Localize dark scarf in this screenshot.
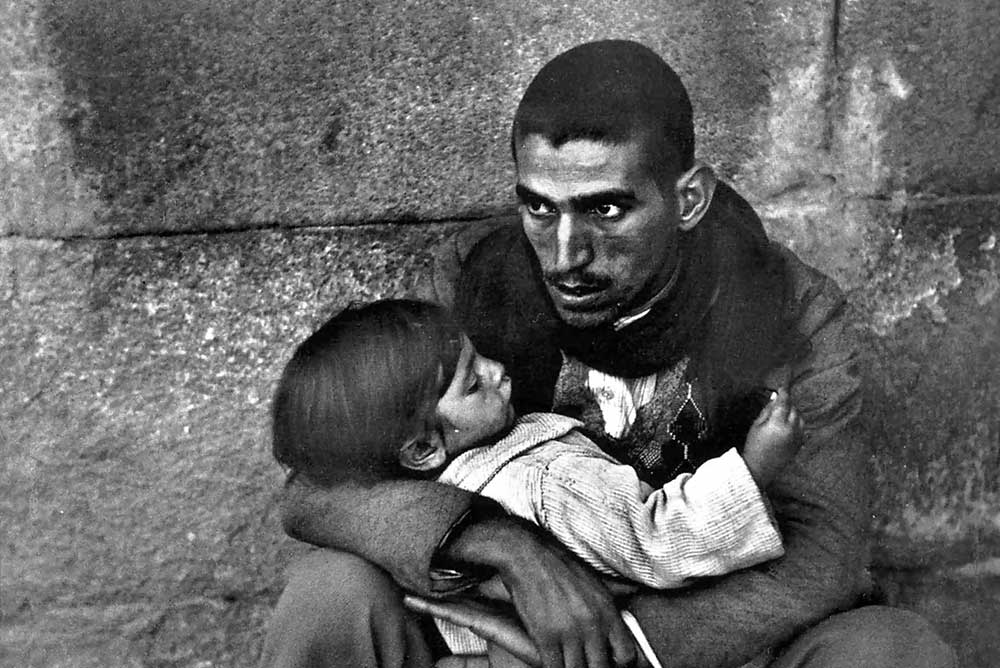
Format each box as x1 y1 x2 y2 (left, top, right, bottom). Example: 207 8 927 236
555 212 714 378
455 182 799 431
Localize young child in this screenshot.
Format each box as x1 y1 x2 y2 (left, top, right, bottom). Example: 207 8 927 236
272 298 803 661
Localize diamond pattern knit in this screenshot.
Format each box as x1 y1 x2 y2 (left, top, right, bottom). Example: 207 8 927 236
552 356 710 487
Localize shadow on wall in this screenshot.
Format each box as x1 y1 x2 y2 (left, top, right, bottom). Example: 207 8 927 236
36 0 778 236
42 0 213 211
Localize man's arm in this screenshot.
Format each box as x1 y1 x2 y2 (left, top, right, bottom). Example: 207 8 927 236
626 270 873 668
280 460 641 668
411 217 515 307
280 475 481 594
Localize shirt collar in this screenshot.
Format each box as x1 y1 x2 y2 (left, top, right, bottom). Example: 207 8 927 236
612 262 682 331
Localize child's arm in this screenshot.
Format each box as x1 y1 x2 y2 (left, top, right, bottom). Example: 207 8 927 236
527 433 785 589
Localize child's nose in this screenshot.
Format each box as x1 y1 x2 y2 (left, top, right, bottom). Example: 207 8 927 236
476 356 506 385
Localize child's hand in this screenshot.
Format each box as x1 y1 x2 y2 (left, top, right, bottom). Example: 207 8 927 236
742 388 804 489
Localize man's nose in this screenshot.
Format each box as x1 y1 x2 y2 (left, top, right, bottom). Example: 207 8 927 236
553 215 594 273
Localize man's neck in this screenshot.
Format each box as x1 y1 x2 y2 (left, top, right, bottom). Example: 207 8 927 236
612 258 682 331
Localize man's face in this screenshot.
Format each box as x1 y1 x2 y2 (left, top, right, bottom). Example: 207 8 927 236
515 134 681 329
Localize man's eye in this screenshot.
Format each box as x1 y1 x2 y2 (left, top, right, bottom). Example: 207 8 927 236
526 200 555 217
593 203 625 219
466 380 479 394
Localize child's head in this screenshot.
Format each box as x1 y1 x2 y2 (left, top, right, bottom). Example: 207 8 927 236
272 298 515 485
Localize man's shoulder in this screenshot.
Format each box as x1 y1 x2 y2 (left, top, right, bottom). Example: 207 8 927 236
771 242 864 414
455 215 522 262
773 242 850 339
412 215 520 306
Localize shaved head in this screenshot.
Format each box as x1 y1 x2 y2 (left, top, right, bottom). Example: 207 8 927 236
512 40 694 180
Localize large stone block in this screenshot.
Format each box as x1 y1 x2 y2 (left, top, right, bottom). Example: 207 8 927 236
2 0 841 237
0 1 101 237
860 198 1000 567
839 1 1000 195
866 295 1000 567
0 224 456 631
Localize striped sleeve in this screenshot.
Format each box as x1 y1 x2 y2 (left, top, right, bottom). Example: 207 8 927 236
537 446 784 588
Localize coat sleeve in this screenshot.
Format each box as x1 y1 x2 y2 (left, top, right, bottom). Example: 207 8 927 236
537 445 783 589
280 475 513 595
626 270 874 668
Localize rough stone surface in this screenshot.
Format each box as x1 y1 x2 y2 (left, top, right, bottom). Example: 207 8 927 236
1 596 274 667
3 0 839 236
840 1 1000 195
0 1 101 237
0 225 456 665
865 291 1000 566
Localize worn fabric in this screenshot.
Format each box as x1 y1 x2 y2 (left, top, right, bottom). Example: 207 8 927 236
259 550 438 668
552 354 715 486
619 247 875 667
259 551 956 668
435 412 782 655
767 606 957 668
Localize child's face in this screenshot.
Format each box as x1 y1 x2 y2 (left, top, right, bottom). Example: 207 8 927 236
436 335 516 456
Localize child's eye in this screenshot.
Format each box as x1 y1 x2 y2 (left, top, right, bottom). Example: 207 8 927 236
466 380 479 394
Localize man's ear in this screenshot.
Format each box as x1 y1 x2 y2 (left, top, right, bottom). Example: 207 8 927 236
674 161 717 232
398 432 448 472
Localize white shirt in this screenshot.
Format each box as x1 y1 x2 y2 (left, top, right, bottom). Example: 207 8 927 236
586 367 658 438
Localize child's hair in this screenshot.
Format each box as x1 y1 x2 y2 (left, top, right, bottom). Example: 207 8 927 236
272 298 464 485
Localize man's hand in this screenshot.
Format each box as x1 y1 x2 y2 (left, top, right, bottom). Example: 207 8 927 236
438 516 637 668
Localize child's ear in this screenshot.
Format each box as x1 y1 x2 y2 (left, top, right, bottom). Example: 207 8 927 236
399 432 448 472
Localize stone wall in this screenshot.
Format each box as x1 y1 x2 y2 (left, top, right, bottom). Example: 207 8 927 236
2 1 998 665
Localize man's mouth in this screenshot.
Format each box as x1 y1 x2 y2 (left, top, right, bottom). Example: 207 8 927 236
549 280 608 306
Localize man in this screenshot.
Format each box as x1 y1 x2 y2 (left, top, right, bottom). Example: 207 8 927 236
260 41 955 668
